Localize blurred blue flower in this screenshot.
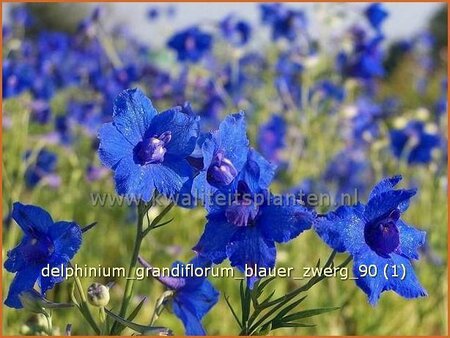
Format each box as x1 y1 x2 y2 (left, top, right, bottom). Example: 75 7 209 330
147 7 160 20
4 202 82 308
220 15 251 46
167 27 212 62
364 3 388 32
24 149 60 189
98 88 199 202
194 154 312 287
314 175 427 305
139 256 219 335
257 114 286 166
390 120 441 164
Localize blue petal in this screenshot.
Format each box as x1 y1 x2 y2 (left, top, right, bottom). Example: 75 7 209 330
368 175 410 212
177 279 219 319
4 265 42 309
98 122 134 169
50 221 82 260
193 213 238 264
38 256 67 294
191 171 216 207
112 88 157 145
153 159 194 200
353 250 427 305
387 254 427 299
113 156 155 202
4 236 30 273
365 189 416 222
214 112 249 171
369 175 402 199
353 249 389 305
258 195 314 243
146 107 199 158
226 227 276 274
397 220 426 260
172 301 206 335
313 204 366 255
12 202 53 236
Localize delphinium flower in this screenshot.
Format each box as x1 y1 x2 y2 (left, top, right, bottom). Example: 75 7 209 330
191 112 249 204
348 96 383 143
98 88 200 202
364 3 388 33
314 176 427 305
433 79 448 118
138 256 219 335
167 26 213 63
260 3 308 42
24 149 60 189
390 120 441 165
4 202 82 308
338 33 386 81
194 149 313 287
220 15 251 46
257 114 287 167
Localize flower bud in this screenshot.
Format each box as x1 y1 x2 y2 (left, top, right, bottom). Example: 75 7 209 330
87 283 110 307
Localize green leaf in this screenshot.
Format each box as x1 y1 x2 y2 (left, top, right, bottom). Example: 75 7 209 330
272 322 316 329
274 295 308 321
224 295 242 329
282 307 339 323
105 309 171 335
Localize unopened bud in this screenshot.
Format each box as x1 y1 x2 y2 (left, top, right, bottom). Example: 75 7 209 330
87 283 110 307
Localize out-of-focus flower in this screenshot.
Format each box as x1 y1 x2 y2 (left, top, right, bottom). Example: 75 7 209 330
364 3 388 32
220 15 251 46
167 27 212 62
24 149 60 189
98 88 199 203
314 176 427 305
257 114 286 166
390 120 441 164
4 202 82 308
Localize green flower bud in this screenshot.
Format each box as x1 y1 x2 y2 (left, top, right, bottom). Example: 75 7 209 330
87 283 110 307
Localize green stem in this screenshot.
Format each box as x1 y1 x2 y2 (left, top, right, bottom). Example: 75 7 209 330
44 313 53 335
110 201 147 334
72 275 100 334
99 307 107 335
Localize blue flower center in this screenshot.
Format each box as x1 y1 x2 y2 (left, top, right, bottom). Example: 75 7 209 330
135 131 172 165
225 181 259 227
364 209 400 257
22 236 55 264
207 151 238 186
226 199 259 227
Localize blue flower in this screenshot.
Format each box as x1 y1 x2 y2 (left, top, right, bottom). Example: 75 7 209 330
167 27 212 62
257 114 286 166
364 3 388 32
272 8 308 42
390 120 441 164
98 88 199 202
4 202 82 309
194 155 313 287
220 15 251 46
314 176 427 305
138 256 219 335
191 112 249 204
24 149 60 189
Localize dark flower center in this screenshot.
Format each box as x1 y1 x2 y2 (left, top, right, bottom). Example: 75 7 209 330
135 131 172 165
364 209 400 257
225 181 259 227
207 151 238 186
22 236 55 264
